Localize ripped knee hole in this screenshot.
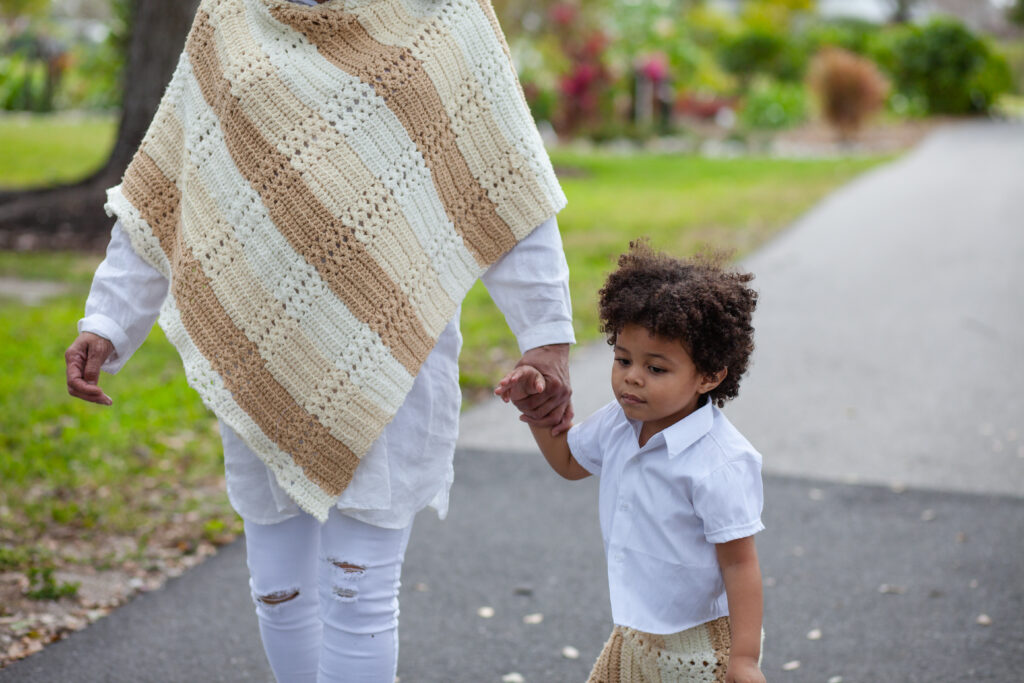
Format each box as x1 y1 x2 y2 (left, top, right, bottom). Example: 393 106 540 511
257 589 300 605
330 560 366 575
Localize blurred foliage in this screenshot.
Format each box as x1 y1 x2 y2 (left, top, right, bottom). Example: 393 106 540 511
883 20 1013 115
738 76 808 130
0 0 129 112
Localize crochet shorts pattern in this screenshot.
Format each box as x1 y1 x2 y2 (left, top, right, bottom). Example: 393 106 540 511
587 616 738 683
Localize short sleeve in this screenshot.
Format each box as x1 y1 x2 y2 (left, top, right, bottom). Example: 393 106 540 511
692 455 765 544
566 401 618 476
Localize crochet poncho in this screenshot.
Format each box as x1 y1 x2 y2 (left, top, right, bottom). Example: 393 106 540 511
105 0 566 521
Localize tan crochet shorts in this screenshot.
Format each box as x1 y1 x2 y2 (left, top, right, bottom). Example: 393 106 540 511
586 617 737 683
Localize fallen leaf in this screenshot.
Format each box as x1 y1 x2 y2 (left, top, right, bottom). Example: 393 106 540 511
562 646 580 659
523 613 544 625
477 606 495 618
878 584 906 595
828 677 843 683
976 614 992 626
502 673 525 683
514 586 534 597
782 660 800 671
806 628 822 640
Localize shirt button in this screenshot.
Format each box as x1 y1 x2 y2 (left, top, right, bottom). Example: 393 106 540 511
619 501 630 512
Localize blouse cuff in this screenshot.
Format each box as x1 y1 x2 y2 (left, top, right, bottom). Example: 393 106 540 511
78 313 130 374
514 320 576 354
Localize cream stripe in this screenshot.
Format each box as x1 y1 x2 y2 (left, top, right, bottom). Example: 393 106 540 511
159 294 339 522
249 0 482 298
138 97 186 189
210 2 454 338
348 0 553 236
178 164 393 455
398 0 566 221
174 58 412 412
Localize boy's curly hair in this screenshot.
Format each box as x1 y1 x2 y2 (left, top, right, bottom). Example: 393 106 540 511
598 240 758 407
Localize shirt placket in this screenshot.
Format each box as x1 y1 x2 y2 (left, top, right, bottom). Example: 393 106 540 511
608 447 641 569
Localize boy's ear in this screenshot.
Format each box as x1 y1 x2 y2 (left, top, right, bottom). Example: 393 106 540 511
699 368 727 394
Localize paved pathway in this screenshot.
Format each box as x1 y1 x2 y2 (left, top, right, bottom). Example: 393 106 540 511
3 121 1022 682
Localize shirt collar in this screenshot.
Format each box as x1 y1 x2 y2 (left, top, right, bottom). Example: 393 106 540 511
627 397 715 458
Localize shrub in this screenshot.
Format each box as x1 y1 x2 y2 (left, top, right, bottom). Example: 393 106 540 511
718 29 807 84
808 47 888 140
886 19 1013 115
739 77 809 130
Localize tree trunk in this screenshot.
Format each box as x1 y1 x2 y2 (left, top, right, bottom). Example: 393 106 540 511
891 0 916 24
0 0 199 250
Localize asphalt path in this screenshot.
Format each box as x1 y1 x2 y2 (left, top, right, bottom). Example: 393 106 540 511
3 121 1022 682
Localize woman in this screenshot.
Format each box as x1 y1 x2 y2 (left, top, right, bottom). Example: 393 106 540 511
65 0 573 679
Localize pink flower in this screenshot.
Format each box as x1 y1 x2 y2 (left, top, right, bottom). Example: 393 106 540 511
638 53 670 83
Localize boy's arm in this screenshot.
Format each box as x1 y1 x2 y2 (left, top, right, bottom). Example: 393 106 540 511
715 536 766 683
497 366 591 481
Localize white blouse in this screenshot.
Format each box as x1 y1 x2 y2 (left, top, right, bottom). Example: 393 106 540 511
80 215 573 528
567 399 764 634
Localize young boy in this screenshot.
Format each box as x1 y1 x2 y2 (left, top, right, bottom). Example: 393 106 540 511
497 241 765 683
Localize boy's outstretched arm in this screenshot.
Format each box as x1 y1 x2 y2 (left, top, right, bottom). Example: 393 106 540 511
716 536 766 683
496 366 590 481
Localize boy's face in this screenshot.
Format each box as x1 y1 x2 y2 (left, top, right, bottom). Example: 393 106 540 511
611 324 724 439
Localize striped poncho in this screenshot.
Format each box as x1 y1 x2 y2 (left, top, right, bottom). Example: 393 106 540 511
105 0 566 521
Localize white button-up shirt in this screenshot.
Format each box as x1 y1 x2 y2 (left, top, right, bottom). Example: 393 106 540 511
568 398 764 634
80 215 573 528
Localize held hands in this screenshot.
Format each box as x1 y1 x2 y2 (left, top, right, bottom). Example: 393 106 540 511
725 656 765 683
494 343 573 436
65 332 115 406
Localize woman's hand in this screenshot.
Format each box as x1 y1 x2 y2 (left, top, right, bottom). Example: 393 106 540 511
504 343 573 436
65 332 115 406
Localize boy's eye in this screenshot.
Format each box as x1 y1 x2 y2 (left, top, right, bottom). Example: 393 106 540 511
614 357 630 366
648 365 666 374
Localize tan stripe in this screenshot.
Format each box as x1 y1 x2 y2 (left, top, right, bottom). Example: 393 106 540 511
187 10 431 374
268 5 517 265
207 3 453 338
120 151 356 495
178 162 393 454
708 616 731 683
348 0 553 235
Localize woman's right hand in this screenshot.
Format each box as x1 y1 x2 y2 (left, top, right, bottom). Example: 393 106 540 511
65 332 115 406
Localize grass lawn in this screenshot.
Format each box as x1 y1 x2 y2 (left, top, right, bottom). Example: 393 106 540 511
0 115 889 588
0 113 117 189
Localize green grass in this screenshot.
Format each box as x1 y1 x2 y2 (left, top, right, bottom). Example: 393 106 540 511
0 113 117 189
0 140 889 578
459 150 889 394
0 285 241 578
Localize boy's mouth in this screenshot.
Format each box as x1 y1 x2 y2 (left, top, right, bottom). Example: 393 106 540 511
619 392 645 405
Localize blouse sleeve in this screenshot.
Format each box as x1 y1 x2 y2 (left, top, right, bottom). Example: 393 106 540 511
692 455 765 544
480 215 575 353
77 220 169 374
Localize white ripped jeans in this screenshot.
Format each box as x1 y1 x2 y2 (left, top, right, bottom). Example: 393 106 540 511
243 510 413 683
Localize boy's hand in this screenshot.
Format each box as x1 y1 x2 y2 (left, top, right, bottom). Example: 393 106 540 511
65 332 115 406
495 365 545 403
725 655 765 683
